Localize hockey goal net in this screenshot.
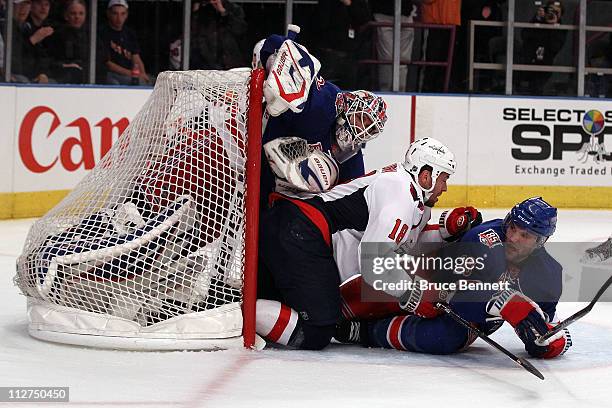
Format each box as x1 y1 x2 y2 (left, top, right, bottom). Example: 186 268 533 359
14 69 264 350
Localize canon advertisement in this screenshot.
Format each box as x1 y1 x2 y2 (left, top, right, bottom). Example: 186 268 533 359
10 87 150 192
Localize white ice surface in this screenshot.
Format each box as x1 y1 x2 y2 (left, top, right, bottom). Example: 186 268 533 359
2 210 612 408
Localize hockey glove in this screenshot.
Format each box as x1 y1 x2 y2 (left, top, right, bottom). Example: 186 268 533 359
439 207 482 242
526 322 572 359
399 276 447 318
486 289 571 358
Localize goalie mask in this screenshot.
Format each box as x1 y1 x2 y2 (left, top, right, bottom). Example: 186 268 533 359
333 91 388 163
403 137 456 200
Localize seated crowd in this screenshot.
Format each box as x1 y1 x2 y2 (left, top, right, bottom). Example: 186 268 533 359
6 0 149 85
0 0 608 96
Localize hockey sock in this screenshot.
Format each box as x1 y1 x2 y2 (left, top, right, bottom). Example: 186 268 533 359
256 299 299 346
255 299 335 350
368 314 470 354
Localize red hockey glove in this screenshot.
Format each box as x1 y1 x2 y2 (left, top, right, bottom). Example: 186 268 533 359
399 276 450 318
486 289 572 358
439 206 482 241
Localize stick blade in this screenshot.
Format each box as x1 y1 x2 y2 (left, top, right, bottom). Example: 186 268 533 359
517 357 545 380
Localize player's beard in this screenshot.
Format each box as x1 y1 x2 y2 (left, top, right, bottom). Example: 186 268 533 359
505 242 534 264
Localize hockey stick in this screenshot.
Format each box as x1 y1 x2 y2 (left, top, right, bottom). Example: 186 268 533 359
435 303 545 380
536 274 612 344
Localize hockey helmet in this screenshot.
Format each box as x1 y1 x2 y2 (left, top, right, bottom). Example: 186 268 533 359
504 197 557 246
333 90 388 163
402 137 456 199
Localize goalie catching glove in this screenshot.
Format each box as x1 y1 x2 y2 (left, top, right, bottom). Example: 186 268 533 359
439 206 482 242
486 289 572 358
264 137 339 193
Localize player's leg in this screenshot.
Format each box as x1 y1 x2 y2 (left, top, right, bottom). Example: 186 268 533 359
337 314 472 355
257 201 341 350
368 314 471 354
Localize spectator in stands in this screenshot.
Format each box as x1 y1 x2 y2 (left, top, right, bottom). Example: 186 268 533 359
10 0 39 83
26 0 53 34
49 0 87 83
420 0 461 93
312 0 371 90
20 0 55 81
99 0 150 85
190 0 248 70
371 0 419 92
517 0 566 95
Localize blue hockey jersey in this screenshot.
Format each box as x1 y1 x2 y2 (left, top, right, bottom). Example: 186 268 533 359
366 218 564 354
446 219 563 326
260 77 365 207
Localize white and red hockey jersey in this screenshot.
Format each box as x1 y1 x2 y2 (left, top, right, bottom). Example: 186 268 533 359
279 163 443 284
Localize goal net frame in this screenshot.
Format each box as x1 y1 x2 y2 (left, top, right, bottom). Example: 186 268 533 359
14 69 265 351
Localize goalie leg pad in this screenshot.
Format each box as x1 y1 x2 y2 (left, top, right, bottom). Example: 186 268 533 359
30 196 197 300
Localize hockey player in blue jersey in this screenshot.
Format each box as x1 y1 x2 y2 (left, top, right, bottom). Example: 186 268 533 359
252 28 388 202
337 197 572 359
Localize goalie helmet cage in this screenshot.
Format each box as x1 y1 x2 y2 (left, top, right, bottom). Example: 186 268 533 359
14 68 265 350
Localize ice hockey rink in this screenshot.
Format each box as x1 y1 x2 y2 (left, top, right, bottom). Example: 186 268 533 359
1 209 612 408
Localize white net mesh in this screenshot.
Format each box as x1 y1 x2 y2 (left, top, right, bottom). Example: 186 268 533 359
15 70 256 330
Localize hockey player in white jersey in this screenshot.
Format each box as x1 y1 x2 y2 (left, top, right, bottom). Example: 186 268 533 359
255 137 482 349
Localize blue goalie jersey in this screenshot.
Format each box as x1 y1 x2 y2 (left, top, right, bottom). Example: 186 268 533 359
257 35 366 207
260 77 365 207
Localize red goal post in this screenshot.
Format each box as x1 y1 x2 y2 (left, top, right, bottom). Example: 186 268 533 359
243 68 265 349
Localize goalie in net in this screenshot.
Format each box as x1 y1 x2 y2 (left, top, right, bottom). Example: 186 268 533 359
15 70 262 348
253 30 388 200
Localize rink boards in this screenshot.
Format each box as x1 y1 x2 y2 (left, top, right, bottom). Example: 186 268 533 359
0 84 611 218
